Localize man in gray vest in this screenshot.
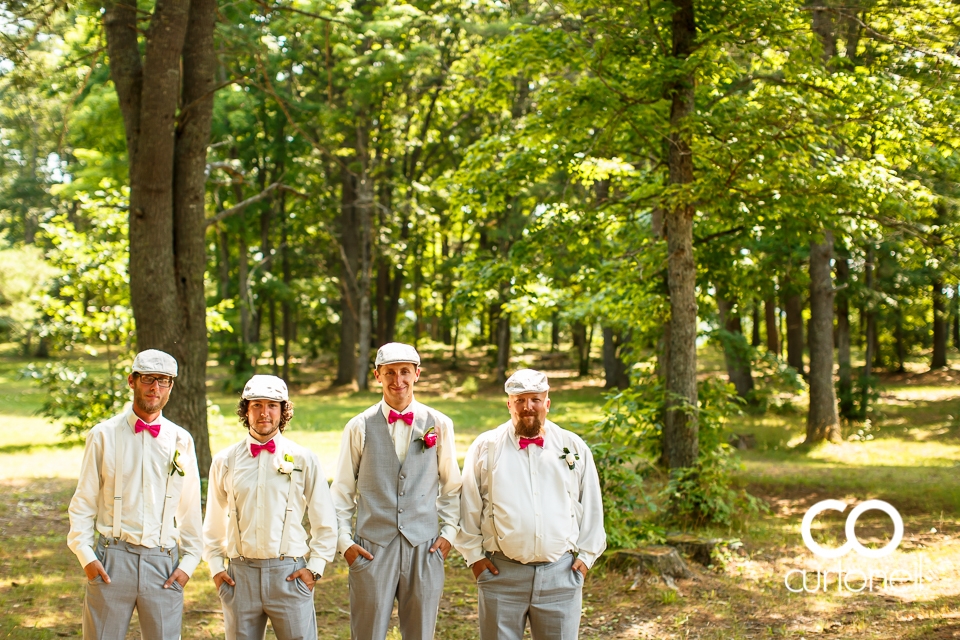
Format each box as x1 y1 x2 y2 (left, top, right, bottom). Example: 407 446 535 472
456 369 606 640
203 374 338 640
68 349 203 640
332 342 462 640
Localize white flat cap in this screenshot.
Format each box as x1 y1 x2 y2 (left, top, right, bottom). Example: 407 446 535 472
504 369 550 395
375 342 421 367
242 375 289 402
132 349 178 377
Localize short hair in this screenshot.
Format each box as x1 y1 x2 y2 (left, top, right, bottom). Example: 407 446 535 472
237 398 295 432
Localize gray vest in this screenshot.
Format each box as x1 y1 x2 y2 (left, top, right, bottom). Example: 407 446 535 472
356 403 439 547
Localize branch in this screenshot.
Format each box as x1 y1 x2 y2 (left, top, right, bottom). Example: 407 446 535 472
205 181 282 227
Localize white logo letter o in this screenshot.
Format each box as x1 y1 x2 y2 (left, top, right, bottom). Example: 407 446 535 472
801 499 903 558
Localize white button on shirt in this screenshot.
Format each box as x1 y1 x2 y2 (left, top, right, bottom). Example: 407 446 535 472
455 420 607 568
331 398 462 555
203 433 338 577
67 409 204 576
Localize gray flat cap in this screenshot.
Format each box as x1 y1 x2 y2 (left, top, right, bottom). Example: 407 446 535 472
375 342 421 367
242 375 289 402
132 349 178 377
504 369 550 395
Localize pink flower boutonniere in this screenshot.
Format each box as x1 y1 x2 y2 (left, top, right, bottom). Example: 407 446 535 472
417 427 438 451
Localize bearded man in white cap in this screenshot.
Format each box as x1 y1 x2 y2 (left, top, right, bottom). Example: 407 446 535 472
67 349 203 640
455 368 606 640
202 374 337 640
331 342 462 640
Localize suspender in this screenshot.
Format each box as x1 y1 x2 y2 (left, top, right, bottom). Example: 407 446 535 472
278 467 300 557
112 422 123 539
484 426 584 539
226 444 245 558
157 451 177 547
226 441 302 559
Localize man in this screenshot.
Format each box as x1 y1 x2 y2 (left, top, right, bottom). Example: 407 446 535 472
331 342 462 640
68 349 203 640
203 374 337 640
456 369 606 640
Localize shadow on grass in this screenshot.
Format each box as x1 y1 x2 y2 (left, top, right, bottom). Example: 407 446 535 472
0 439 83 455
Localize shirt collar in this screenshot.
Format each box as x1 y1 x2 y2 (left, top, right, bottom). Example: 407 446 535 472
126 408 163 430
246 431 281 449
507 419 556 450
380 397 418 422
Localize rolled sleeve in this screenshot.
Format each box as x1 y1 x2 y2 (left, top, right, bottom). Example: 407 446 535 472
67 428 104 569
434 413 462 542
454 437 487 566
331 416 364 555
202 455 230 577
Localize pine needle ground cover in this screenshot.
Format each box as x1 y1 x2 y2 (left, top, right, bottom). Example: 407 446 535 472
0 355 957 639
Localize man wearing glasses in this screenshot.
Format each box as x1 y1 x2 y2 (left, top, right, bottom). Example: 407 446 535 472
68 349 203 640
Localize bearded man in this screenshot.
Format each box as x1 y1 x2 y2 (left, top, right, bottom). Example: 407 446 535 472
68 350 203 640
455 368 606 640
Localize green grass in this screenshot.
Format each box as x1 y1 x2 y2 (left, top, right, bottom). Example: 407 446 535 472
3 349 960 639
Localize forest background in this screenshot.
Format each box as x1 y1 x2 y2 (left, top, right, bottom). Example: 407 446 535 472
2 0 960 637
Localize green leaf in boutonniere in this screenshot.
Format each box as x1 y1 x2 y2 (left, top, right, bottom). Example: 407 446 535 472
278 453 302 475
170 449 185 477
559 447 579 470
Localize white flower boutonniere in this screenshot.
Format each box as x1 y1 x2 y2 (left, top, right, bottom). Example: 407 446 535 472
559 447 579 470
277 453 302 475
170 449 185 477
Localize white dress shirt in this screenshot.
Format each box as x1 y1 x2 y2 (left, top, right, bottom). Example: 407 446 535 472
455 419 607 568
331 397 462 555
67 408 204 576
203 433 338 577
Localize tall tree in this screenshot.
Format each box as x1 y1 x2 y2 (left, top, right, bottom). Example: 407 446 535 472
806 232 840 443
103 0 216 474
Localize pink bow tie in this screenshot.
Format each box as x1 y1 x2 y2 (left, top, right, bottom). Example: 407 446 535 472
250 440 276 457
519 436 544 449
135 419 161 438
388 410 414 426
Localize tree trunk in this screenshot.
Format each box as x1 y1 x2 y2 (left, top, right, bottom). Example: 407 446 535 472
551 312 560 352
662 0 699 470
281 194 293 382
860 246 876 415
806 232 840 444
355 172 374 391
751 303 761 347
952 286 960 350
602 327 630 390
764 296 780 355
835 255 854 418
572 321 590 376
716 291 755 400
784 290 805 376
104 0 215 475
494 287 511 385
895 306 906 373
932 279 948 369
334 165 359 385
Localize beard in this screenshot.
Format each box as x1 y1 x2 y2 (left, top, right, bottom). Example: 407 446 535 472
134 392 166 415
514 413 543 438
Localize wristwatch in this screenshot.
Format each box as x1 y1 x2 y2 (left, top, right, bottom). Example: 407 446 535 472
310 571 321 581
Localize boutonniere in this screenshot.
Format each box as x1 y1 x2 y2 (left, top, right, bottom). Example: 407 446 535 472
170 449 185 477
277 453 303 475
559 447 579 470
416 426 438 450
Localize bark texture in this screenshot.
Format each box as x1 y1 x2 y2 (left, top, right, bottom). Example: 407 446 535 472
835 255 854 418
662 0 699 470
602 327 631 390
806 233 840 443
335 165 359 385
104 0 215 475
784 290 805 376
716 292 755 400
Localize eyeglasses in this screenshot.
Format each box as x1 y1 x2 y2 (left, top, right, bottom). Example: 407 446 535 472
138 374 174 388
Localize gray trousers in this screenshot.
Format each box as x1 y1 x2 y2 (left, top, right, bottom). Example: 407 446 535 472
219 557 317 640
82 537 184 640
477 552 583 640
348 534 446 640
